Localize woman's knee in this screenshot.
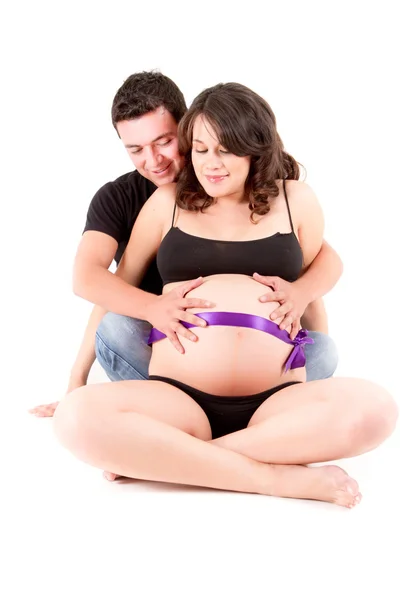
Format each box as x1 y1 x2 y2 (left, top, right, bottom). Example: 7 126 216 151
53 388 99 458
351 383 398 449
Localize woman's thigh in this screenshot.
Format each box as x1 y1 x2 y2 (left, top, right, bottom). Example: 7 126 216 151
54 380 213 444
247 377 396 427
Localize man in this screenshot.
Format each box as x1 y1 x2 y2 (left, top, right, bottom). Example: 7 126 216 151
30 71 340 417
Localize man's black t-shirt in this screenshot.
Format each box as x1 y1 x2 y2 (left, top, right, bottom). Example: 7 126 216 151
83 170 163 295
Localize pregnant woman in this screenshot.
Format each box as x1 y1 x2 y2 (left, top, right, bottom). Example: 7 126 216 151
54 82 397 507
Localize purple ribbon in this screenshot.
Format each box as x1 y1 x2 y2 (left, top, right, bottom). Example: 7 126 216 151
147 311 314 372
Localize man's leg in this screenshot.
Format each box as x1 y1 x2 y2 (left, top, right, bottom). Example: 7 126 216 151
304 331 339 381
95 312 151 381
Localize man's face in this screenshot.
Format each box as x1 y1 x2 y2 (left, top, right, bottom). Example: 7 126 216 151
116 107 184 187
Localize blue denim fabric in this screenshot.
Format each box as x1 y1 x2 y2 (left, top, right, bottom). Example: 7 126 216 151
95 313 152 381
304 330 338 381
96 313 338 383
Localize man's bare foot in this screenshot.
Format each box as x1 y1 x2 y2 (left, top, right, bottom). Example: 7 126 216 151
269 464 362 508
103 471 121 481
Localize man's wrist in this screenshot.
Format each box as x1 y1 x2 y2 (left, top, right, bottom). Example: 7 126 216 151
293 277 316 305
136 292 157 322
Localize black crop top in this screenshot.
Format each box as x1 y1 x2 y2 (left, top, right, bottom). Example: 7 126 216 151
156 180 304 285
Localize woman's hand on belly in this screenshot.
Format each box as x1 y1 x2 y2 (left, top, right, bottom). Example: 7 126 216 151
144 276 215 353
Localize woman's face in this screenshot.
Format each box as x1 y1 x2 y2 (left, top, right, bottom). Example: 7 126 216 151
191 116 251 201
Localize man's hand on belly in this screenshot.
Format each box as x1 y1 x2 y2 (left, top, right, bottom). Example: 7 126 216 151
253 273 309 340
144 277 215 354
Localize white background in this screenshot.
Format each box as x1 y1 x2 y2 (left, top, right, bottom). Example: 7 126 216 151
2 1 399 599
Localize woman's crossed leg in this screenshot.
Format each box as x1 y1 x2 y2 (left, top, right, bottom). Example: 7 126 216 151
53 378 397 508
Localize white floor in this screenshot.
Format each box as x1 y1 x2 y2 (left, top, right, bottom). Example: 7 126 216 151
4 357 399 600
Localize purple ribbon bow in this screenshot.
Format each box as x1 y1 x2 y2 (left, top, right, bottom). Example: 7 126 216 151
283 328 314 372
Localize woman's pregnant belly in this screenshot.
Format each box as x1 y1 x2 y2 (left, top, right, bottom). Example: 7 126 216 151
149 274 306 395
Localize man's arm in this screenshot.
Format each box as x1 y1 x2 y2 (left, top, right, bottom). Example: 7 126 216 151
73 187 169 317
256 181 342 335
74 184 214 357
292 182 337 333
68 230 118 388
68 210 157 389
301 298 328 332
296 240 342 333
67 303 108 391
296 240 343 305
68 187 163 386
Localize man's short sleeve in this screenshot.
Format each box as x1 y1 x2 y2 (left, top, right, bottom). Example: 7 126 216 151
83 182 127 243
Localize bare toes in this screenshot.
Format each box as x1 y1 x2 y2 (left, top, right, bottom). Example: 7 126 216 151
103 471 120 482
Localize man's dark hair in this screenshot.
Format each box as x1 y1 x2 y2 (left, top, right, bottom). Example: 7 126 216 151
111 71 187 131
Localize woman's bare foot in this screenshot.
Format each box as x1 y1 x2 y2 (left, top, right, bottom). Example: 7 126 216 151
269 464 362 508
102 465 361 507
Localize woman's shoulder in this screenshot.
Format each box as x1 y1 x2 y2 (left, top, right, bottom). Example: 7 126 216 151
281 179 320 213
139 182 177 222
146 182 177 208
281 179 316 200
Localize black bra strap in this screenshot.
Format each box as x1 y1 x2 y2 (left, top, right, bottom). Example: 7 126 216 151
171 202 177 228
282 179 295 233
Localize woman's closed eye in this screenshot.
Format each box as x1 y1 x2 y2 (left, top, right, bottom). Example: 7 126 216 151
193 149 231 154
